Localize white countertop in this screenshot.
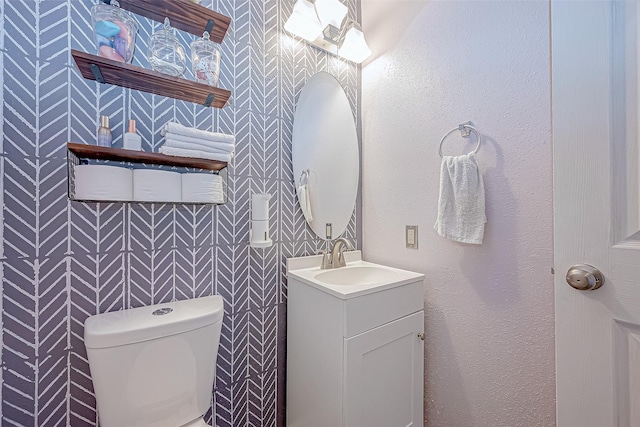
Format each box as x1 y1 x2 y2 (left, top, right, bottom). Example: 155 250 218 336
286 250 424 299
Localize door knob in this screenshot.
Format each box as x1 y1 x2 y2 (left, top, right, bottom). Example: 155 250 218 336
565 264 604 291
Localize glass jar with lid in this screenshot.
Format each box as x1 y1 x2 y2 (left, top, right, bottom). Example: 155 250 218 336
147 18 187 77
91 0 138 63
190 31 222 86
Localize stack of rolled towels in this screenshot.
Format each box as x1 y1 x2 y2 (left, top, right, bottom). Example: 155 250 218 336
73 165 225 204
160 121 235 163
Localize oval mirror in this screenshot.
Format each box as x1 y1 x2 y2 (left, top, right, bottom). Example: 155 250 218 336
292 72 359 240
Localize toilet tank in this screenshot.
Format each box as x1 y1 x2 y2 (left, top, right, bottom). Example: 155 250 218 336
84 296 224 427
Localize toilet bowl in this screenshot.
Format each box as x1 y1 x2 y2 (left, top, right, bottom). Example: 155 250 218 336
84 296 224 427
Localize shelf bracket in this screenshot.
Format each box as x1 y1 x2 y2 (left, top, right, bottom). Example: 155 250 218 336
204 93 215 107
90 64 105 84
205 19 215 34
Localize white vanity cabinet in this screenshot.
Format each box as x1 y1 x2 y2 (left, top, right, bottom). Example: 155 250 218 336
286 253 425 427
344 310 423 427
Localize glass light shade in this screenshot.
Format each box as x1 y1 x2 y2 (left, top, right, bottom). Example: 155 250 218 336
339 24 371 63
284 0 323 42
315 0 348 28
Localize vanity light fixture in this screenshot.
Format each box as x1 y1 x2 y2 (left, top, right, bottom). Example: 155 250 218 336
338 21 371 64
284 0 371 63
283 0 324 42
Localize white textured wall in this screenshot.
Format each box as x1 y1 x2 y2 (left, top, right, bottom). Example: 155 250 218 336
361 1 555 426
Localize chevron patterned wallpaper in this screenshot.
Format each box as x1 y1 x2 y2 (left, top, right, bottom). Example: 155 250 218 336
0 0 361 425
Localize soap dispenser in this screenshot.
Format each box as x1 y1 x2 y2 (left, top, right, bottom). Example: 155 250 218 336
250 193 273 248
123 119 142 150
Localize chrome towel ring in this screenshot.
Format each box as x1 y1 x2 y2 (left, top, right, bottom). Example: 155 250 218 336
438 122 482 158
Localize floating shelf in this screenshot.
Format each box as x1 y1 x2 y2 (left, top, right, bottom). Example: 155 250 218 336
111 0 231 43
71 50 231 109
67 142 228 171
67 142 228 204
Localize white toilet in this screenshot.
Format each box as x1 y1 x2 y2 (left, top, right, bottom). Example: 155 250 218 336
84 295 224 427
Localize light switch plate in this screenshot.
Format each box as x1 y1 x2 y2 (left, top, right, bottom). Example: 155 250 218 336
406 225 418 249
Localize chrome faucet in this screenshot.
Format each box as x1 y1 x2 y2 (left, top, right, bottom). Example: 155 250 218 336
320 238 354 269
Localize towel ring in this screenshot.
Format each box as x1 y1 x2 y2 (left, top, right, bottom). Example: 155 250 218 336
438 124 482 158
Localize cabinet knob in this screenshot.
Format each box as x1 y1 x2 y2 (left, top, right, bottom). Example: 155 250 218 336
417 332 425 341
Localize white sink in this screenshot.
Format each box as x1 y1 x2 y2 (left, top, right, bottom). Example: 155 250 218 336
314 265 399 286
287 250 424 299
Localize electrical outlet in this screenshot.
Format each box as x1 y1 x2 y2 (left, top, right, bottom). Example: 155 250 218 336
406 225 418 249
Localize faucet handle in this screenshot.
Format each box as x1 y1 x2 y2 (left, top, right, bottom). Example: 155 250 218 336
319 251 332 269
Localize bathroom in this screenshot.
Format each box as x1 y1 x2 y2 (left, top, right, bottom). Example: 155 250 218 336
0 0 632 426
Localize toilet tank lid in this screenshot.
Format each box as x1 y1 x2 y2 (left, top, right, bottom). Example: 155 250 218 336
84 295 224 349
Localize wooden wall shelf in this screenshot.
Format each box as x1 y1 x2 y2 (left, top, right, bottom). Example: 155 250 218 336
71 50 231 109
67 142 228 171
111 0 230 43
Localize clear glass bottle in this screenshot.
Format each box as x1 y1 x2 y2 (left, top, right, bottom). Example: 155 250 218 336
190 31 221 86
147 18 187 77
97 115 112 147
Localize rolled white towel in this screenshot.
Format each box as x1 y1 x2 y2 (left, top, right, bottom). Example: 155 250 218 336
133 169 182 203
160 145 233 163
162 122 235 145
165 136 234 157
182 173 225 203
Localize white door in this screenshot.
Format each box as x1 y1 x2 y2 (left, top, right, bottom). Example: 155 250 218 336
553 1 640 425
343 311 424 427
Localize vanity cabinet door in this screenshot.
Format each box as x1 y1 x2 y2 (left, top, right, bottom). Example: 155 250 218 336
343 311 424 427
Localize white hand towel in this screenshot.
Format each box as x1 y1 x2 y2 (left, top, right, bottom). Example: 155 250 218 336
133 169 182 203
181 173 225 203
74 165 133 201
296 183 313 221
162 122 235 145
160 145 233 163
434 153 486 244
164 134 235 154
